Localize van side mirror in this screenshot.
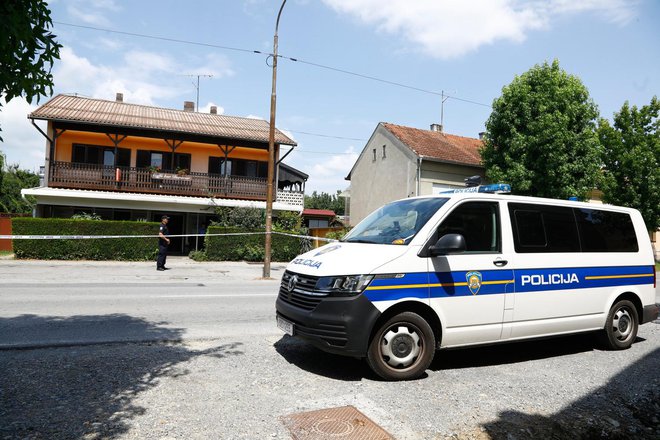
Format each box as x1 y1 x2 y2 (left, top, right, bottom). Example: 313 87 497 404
429 233 466 256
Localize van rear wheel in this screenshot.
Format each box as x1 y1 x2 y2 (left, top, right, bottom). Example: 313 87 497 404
366 311 435 381
601 299 639 350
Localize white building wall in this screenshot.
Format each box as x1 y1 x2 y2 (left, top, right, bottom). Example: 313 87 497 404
419 161 484 195
348 129 416 225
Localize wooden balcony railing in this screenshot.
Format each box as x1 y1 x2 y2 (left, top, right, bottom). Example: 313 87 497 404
47 161 276 201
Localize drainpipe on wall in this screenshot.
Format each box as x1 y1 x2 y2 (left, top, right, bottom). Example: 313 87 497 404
416 156 422 196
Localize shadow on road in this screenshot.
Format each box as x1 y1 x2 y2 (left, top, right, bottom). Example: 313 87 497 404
481 346 660 439
274 332 625 382
431 332 609 371
274 335 369 381
0 314 243 439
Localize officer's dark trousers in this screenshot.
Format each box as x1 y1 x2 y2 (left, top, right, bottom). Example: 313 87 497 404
157 244 168 268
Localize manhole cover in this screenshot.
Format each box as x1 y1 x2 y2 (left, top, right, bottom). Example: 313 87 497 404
281 405 394 440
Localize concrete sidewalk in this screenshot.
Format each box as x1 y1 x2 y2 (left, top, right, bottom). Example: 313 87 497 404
0 256 288 285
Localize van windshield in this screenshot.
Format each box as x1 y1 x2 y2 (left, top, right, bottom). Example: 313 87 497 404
343 197 449 245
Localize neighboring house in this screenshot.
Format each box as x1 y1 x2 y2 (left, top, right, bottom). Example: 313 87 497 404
22 93 307 254
301 209 336 229
345 122 484 225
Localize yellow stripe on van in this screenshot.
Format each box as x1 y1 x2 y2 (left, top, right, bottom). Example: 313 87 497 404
365 279 514 291
366 283 434 291
584 273 654 280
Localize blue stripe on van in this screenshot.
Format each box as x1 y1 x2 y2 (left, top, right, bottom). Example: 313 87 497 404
363 265 654 302
515 265 654 293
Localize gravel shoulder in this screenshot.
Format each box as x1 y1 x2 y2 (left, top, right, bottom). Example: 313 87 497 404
1 321 658 439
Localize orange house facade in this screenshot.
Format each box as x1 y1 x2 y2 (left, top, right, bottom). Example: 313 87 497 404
23 94 306 253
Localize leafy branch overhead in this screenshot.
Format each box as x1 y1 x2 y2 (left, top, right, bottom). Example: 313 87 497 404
0 0 62 139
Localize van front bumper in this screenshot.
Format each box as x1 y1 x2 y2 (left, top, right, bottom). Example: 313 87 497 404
641 303 659 324
275 292 381 358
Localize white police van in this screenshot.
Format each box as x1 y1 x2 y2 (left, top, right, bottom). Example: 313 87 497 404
276 185 658 380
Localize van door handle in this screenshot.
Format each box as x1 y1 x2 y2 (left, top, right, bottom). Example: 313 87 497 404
493 259 508 267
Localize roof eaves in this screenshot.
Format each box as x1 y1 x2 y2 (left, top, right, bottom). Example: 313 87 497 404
420 155 484 168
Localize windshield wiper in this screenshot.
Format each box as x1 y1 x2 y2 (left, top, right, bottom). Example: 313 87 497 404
342 238 377 244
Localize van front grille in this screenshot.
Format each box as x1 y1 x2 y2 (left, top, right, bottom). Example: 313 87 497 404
278 271 327 311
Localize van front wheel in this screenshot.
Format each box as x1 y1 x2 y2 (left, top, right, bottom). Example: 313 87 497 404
602 299 639 350
367 312 435 381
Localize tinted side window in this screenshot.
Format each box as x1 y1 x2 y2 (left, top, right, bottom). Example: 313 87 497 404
437 202 500 253
574 208 638 252
509 203 580 253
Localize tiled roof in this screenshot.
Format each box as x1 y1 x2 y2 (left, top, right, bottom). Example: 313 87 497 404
382 122 482 166
302 209 336 217
29 94 296 146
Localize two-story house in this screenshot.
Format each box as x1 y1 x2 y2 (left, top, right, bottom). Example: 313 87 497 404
22 94 307 253
345 122 483 225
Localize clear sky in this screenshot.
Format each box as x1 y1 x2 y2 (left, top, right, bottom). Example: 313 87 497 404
1 0 658 194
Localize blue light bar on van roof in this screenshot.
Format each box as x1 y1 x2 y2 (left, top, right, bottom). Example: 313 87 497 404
442 183 512 194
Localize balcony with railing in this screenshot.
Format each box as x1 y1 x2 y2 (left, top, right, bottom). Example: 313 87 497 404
47 161 303 206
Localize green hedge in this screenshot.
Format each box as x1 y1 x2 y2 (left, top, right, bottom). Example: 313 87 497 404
205 226 308 262
12 218 159 260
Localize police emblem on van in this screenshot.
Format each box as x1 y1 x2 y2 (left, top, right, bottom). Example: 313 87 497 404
466 271 482 295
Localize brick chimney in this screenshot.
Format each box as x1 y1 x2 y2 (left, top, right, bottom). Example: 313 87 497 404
116 92 123 103
183 101 195 112
210 106 217 114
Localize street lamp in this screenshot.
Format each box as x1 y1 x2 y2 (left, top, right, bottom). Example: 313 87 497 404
263 0 287 279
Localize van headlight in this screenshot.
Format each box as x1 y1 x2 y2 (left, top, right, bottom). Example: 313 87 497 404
316 275 374 296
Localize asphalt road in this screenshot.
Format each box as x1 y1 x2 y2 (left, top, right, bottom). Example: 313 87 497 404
0 267 280 348
1 259 659 439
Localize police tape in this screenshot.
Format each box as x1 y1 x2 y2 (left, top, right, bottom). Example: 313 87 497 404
0 231 338 243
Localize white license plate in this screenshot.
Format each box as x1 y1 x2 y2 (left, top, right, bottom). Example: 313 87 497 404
277 316 294 336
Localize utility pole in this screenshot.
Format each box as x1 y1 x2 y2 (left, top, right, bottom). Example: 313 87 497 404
182 74 213 111
263 0 287 279
440 90 449 130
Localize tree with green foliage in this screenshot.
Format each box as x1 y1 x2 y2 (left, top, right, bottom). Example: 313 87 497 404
0 151 39 213
1 0 62 139
304 190 345 215
598 97 659 231
481 60 602 200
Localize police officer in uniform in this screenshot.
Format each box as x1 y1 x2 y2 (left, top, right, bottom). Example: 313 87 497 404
157 215 171 271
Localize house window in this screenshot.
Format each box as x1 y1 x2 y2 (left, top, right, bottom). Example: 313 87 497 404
173 153 191 171
209 157 232 175
150 152 163 168
234 159 267 178
372 148 377 162
382 145 386 158
72 144 130 167
209 157 267 178
308 219 329 228
136 150 190 171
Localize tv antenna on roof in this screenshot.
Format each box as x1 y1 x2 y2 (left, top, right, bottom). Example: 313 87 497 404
181 74 213 111
440 89 457 130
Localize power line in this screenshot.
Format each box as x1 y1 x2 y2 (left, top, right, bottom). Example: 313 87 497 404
54 21 258 54
283 129 367 141
291 149 358 155
282 56 490 107
53 21 492 108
